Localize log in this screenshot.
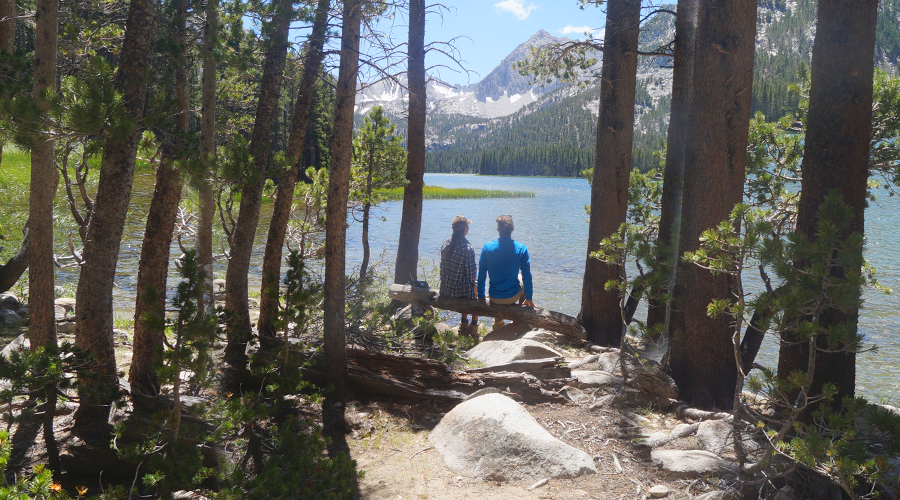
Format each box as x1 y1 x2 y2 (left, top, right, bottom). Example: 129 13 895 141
255 338 571 403
388 284 587 341
465 357 571 379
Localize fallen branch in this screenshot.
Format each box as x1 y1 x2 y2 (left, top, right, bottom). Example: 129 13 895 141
389 284 586 341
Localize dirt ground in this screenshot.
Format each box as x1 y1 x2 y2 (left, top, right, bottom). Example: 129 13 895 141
348 397 730 500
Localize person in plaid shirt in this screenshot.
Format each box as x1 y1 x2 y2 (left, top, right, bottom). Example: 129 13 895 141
440 215 479 339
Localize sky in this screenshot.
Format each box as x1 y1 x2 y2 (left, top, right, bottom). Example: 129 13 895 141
275 1 608 88
418 0 607 87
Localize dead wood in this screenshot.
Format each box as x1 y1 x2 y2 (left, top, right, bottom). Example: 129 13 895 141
256 337 571 403
388 284 587 341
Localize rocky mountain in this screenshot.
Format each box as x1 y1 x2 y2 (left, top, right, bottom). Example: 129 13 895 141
357 0 900 178
356 30 578 120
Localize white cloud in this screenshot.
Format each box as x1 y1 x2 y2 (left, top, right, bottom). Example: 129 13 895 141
559 25 602 37
494 0 537 20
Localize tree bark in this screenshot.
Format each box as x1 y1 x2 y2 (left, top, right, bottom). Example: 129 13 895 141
359 144 373 288
222 0 292 372
0 0 14 170
29 0 58 351
129 0 189 398
646 0 699 335
0 0 13 54
257 0 330 338
776 0 878 406
388 284 587 341
664 0 756 410
197 0 218 315
392 0 426 287
30 0 59 475
73 0 156 432
579 0 641 346
323 0 361 405
0 224 28 293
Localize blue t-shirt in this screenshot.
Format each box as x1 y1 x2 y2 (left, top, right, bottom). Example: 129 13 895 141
477 236 533 300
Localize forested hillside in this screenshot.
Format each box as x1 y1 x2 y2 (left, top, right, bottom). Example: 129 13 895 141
423 0 900 177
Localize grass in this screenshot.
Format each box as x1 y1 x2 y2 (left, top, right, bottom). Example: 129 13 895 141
378 185 536 201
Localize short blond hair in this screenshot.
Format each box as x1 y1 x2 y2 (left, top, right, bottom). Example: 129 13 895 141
496 215 514 236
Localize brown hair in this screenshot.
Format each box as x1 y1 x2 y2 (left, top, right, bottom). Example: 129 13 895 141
497 215 514 237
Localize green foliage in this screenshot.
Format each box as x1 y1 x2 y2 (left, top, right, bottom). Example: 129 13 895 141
688 190 898 496
210 255 358 499
120 251 218 495
376 185 535 200
349 105 407 208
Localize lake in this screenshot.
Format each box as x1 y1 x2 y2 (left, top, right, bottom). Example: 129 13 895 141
344 173 900 402
59 172 900 402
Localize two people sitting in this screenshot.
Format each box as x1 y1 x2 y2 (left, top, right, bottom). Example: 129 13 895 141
439 214 534 339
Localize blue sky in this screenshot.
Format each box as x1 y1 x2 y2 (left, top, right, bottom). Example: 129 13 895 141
420 0 607 86
277 1 608 88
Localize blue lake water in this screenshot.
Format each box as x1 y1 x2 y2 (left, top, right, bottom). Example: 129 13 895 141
344 174 900 402
85 172 899 401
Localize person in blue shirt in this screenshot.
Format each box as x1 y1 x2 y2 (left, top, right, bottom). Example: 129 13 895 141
477 215 535 308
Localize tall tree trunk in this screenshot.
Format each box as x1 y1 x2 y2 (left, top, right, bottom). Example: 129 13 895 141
0 0 14 167
222 0 292 373
31 0 59 475
578 0 641 347
359 145 374 289
392 0 426 287
129 0 189 399
323 0 361 406
776 0 877 406
0 0 13 55
197 0 218 315
665 0 756 410
73 0 156 433
257 0 330 338
29 0 58 350
645 0 698 336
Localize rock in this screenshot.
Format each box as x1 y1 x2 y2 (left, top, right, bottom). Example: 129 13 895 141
696 419 732 455
650 449 738 479
15 304 27 317
521 328 570 345
466 339 562 367
696 419 764 456
463 387 502 401
481 322 531 342
435 322 453 335
570 370 623 388
57 321 76 334
0 309 22 326
649 485 669 498
54 297 76 313
429 393 596 480
0 334 28 358
0 293 20 310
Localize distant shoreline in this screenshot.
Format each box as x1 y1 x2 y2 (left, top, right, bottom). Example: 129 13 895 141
378 185 536 200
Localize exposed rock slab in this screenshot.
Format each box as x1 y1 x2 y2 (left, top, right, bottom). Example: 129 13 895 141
429 393 596 480
651 449 737 478
466 339 562 367
481 322 531 342
571 370 623 388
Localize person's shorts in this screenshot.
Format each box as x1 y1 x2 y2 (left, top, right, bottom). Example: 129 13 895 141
489 280 524 305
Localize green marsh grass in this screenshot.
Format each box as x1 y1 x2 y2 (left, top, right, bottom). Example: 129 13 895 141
378 185 535 200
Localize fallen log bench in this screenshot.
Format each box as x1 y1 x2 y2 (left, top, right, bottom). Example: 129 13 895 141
388 284 587 342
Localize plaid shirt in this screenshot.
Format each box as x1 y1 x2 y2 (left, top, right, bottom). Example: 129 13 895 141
439 237 477 299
